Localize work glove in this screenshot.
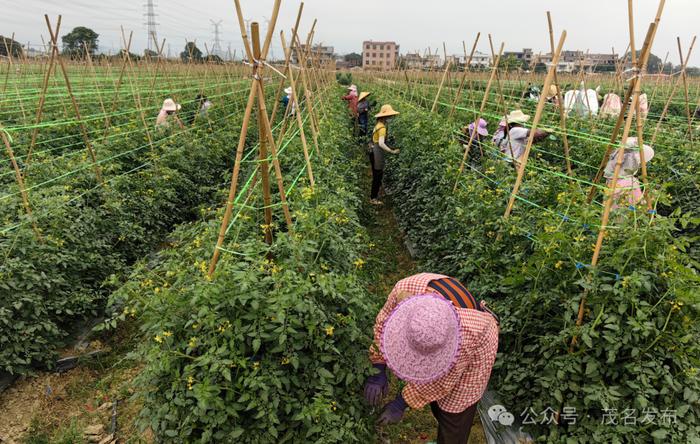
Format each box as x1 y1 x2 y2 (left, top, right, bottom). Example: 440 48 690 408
363 363 389 406
378 392 408 425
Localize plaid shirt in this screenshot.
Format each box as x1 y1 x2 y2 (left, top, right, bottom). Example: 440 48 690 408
370 273 499 413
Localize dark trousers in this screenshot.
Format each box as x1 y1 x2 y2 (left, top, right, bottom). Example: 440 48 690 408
368 153 383 199
429 401 479 444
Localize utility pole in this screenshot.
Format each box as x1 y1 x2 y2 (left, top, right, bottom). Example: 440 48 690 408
210 19 223 57
144 0 159 52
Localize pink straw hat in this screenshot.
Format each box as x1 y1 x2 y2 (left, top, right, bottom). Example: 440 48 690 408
381 294 461 384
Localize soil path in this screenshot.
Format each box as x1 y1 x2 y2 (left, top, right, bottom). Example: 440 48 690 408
361 171 487 444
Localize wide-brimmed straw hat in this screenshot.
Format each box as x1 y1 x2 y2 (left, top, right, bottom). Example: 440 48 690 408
546 85 559 99
503 109 530 124
162 98 181 112
375 104 399 118
284 87 293 95
469 118 489 136
358 91 371 102
625 137 655 162
381 294 461 384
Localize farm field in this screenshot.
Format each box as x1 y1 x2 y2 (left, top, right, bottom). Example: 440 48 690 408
2 1 700 443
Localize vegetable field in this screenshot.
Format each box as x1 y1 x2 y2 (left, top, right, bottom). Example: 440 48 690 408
2 1 700 444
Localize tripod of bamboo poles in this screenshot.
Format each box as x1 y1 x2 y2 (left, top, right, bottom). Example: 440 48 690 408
209 0 294 277
1 128 41 240
453 42 505 192
572 0 665 351
546 11 573 176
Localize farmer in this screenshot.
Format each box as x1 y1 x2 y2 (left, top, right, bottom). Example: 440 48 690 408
493 110 549 163
369 104 400 205
458 118 488 164
603 137 654 208
188 94 212 125
600 92 622 118
155 98 184 129
357 91 372 137
521 82 540 101
282 87 296 117
546 84 560 105
342 84 359 117
364 273 499 444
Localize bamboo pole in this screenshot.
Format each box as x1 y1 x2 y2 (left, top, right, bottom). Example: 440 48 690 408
677 37 695 142
453 43 505 192
25 19 61 167
1 129 41 240
83 42 109 131
449 33 481 119
269 2 304 125
431 59 452 113
547 11 573 176
45 15 103 185
280 31 315 187
502 31 567 220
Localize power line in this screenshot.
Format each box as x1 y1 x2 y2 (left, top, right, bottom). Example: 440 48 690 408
210 19 223 57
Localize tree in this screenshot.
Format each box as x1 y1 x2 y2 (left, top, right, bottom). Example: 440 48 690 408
181 42 203 63
0 35 23 58
61 26 99 59
499 55 523 72
144 49 159 59
624 50 663 72
343 52 362 68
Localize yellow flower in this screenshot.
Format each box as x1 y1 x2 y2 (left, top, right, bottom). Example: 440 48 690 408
353 258 365 269
253 362 260 369
154 287 161 294
555 261 563 269
154 335 163 344
325 325 334 336
544 225 557 233
187 375 194 390
188 337 198 348
281 357 290 365
163 331 172 337
368 242 376 249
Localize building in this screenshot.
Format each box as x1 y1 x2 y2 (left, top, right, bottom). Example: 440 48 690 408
293 44 334 64
469 51 492 68
362 40 400 70
403 53 423 70
503 48 535 67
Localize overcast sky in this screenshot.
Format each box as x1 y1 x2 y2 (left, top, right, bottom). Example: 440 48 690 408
4 0 699 65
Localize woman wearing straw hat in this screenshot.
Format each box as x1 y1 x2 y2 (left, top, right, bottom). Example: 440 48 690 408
155 98 184 129
369 104 400 205
493 110 549 163
357 91 372 137
364 273 499 443
603 137 654 208
600 92 622 118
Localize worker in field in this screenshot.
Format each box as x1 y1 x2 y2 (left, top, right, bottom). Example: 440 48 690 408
155 98 185 130
342 84 359 117
364 273 499 444
600 92 622 118
187 94 212 125
604 137 654 208
282 87 296 117
458 118 488 164
545 85 560 105
493 110 549 164
357 91 372 137
368 104 400 205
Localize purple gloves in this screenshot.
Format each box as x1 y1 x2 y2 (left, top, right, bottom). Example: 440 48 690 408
364 364 389 405
378 392 408 425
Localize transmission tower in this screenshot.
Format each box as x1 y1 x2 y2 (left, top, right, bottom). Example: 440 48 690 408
143 0 159 52
210 20 223 57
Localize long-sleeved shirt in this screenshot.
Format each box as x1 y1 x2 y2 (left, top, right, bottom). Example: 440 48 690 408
342 91 358 116
370 273 499 413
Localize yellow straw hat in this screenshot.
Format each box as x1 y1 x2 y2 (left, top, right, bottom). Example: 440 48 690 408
375 104 399 118
503 109 530 124
358 91 371 102
547 85 559 99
